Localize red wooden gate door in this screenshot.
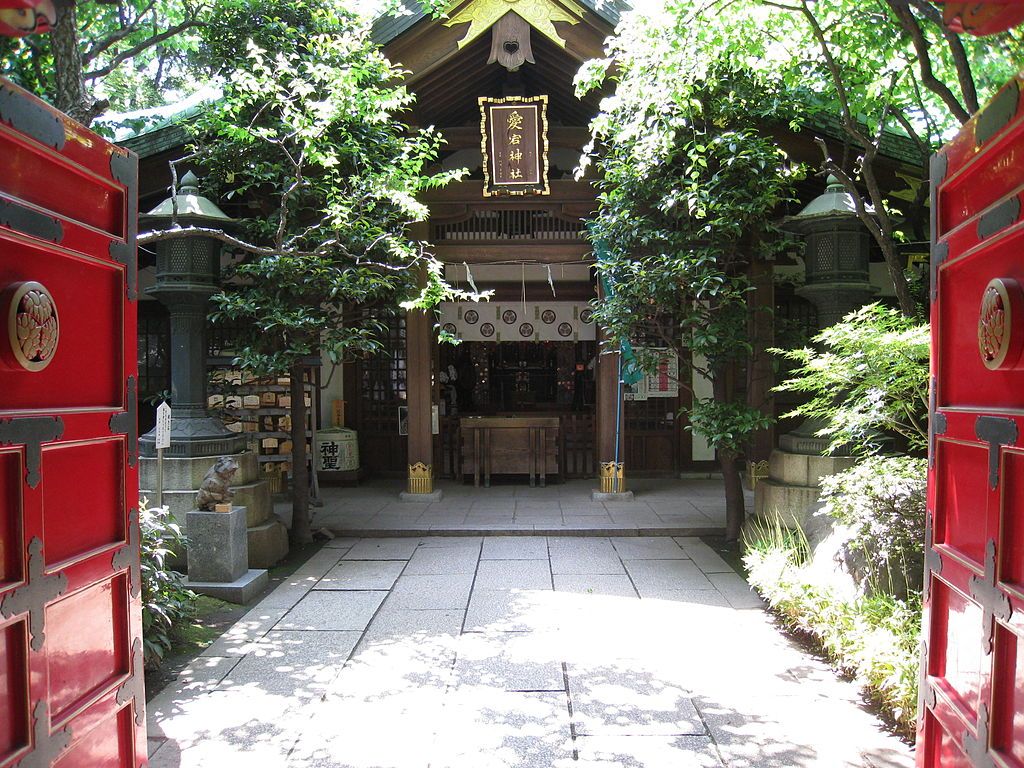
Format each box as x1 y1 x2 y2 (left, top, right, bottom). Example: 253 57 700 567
921 75 1024 767
0 80 144 766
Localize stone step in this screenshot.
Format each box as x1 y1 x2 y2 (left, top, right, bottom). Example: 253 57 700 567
232 482 273 527
321 525 725 537
753 478 820 531
767 450 857 488
247 519 289 569
140 450 260 490
141 479 273 528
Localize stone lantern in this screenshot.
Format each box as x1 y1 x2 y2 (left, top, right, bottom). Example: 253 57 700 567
786 175 876 329
776 175 877 457
136 171 289 590
138 171 247 459
753 175 876 532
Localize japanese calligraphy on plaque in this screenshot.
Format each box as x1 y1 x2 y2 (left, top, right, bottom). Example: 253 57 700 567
479 95 549 197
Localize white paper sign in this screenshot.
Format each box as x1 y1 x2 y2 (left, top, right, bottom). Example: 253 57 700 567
155 402 172 449
643 351 679 398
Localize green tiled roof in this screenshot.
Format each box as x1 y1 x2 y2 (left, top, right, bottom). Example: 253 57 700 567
118 121 190 158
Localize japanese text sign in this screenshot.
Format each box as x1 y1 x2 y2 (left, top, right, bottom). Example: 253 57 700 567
479 95 549 197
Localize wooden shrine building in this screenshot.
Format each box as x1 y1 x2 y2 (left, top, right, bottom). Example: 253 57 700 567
124 0 925 497
353 0 704 495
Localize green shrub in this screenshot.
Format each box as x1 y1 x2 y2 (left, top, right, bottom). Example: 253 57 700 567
819 456 927 597
744 515 920 737
772 303 929 456
140 500 197 667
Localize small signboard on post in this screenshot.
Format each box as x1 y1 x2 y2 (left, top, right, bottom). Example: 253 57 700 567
155 402 171 506
155 402 172 449
479 95 549 197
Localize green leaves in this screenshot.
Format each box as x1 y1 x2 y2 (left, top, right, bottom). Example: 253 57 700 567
197 4 475 376
819 455 927 597
139 499 196 668
772 303 930 456
584 11 802 457
688 399 774 456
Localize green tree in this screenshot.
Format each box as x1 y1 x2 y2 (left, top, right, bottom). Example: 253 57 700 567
591 0 1020 318
0 0 207 125
578 21 803 538
761 0 1022 316
159 4 468 544
772 303 930 456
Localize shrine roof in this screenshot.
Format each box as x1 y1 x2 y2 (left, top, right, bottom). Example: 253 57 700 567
372 0 630 47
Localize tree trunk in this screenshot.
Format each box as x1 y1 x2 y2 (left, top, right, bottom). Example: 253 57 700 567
720 451 745 541
746 254 775 462
880 239 918 319
50 0 91 123
289 364 312 544
712 363 746 541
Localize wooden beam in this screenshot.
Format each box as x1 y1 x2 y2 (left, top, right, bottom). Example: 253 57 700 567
422 179 597 203
433 243 592 263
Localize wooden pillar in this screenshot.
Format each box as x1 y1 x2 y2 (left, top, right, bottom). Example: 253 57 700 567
595 323 627 495
404 230 436 497
746 254 775 470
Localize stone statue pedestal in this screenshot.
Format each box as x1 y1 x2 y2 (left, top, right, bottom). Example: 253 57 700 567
141 450 288 568
184 505 268 604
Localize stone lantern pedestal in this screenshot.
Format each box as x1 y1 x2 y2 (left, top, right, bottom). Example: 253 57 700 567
138 172 287 571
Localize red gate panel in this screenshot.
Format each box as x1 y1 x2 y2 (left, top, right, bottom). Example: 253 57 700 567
921 75 1024 767
0 79 143 766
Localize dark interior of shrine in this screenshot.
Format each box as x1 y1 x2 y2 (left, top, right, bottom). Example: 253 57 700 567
438 339 597 416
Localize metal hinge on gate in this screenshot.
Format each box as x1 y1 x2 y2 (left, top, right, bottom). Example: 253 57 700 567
0 538 68 651
0 415 63 489
109 151 138 301
917 660 937 716
975 415 1017 489
0 199 63 242
977 196 1022 241
923 513 943 601
964 703 997 768
115 637 146 726
13 700 72 768
111 508 141 599
109 375 138 467
0 84 65 151
971 540 1012 655
928 378 945 470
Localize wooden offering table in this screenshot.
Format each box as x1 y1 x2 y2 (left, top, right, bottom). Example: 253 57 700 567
461 416 560 487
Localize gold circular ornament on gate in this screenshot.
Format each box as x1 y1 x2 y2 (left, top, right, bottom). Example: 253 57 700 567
978 277 1024 370
6 281 59 371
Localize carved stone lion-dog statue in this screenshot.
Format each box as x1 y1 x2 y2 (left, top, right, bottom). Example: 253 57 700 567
195 456 239 511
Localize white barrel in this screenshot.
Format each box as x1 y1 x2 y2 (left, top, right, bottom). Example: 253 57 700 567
315 428 359 472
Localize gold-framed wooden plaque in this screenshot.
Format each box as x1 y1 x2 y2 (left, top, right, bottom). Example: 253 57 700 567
479 95 550 197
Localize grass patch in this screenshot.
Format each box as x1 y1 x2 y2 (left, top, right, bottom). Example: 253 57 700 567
169 595 234 651
743 515 920 739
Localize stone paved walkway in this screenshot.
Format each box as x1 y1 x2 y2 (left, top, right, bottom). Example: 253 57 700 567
148 536 914 767
309 479 733 536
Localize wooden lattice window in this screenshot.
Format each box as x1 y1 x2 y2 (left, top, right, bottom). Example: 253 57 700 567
359 312 407 411
431 208 585 243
